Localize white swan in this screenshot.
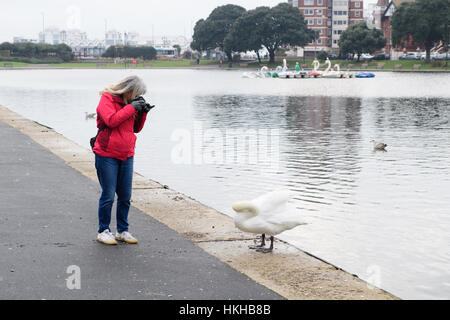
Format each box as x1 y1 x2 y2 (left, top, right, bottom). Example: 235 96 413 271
232 189 306 253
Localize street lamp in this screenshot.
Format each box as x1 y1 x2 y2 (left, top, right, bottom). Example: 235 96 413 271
445 24 449 69
41 12 45 43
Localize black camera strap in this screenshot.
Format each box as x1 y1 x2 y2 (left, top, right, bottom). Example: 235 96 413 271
90 125 108 151
97 125 108 134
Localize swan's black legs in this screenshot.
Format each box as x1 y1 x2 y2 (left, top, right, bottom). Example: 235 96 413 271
256 236 274 254
249 234 274 253
261 234 266 246
249 234 265 250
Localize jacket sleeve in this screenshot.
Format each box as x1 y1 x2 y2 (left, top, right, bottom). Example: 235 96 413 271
97 94 136 128
134 111 148 133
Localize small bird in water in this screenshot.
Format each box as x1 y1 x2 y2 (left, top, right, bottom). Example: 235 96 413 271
371 140 387 151
85 112 96 120
232 189 306 254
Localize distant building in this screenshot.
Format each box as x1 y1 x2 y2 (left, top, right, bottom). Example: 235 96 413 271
39 28 88 45
63 30 105 58
365 3 377 26
34 26 188 59
39 27 62 45
37 27 105 58
348 0 364 25
372 0 389 29
61 29 88 44
381 0 416 58
144 35 191 51
145 35 192 58
71 40 106 59
155 47 177 58
13 37 38 44
105 30 124 47
289 0 330 55
124 32 139 46
105 30 139 47
289 0 364 56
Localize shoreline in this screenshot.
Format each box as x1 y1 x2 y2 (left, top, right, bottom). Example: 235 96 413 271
0 64 449 73
0 103 399 300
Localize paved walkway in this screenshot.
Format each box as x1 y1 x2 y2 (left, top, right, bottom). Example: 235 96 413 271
0 120 282 300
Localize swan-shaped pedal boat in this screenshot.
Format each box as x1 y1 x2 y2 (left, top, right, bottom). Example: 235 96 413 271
308 59 322 78
232 189 306 253
321 58 346 78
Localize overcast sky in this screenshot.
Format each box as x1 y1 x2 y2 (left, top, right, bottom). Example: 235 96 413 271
0 0 377 42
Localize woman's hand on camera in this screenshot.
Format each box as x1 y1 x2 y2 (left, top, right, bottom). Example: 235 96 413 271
131 98 145 112
142 103 155 113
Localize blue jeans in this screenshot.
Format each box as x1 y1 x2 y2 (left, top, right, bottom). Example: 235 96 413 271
95 154 134 234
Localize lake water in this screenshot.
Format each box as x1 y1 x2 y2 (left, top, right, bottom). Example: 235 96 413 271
0 69 449 299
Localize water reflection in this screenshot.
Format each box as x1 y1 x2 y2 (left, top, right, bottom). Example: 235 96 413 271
283 96 362 209
191 95 364 211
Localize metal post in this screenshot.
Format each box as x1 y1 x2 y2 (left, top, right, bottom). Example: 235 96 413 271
303 47 305 65
41 12 45 43
446 23 449 69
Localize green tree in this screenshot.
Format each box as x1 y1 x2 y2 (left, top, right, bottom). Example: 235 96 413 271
266 3 316 64
391 0 450 63
191 4 246 62
190 19 209 56
55 44 73 62
103 46 121 58
224 6 270 63
0 42 73 62
339 22 386 61
317 50 328 61
102 46 156 60
224 4 315 64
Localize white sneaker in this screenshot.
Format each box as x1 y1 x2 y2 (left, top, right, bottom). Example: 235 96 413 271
115 231 138 244
97 229 118 245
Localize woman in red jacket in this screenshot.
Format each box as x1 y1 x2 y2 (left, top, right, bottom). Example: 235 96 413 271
93 75 150 245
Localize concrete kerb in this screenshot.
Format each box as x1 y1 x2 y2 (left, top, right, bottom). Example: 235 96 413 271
0 104 398 300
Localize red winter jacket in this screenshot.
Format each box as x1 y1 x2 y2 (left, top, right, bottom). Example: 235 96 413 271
93 93 148 161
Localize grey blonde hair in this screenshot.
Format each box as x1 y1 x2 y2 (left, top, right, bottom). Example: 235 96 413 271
100 75 147 104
